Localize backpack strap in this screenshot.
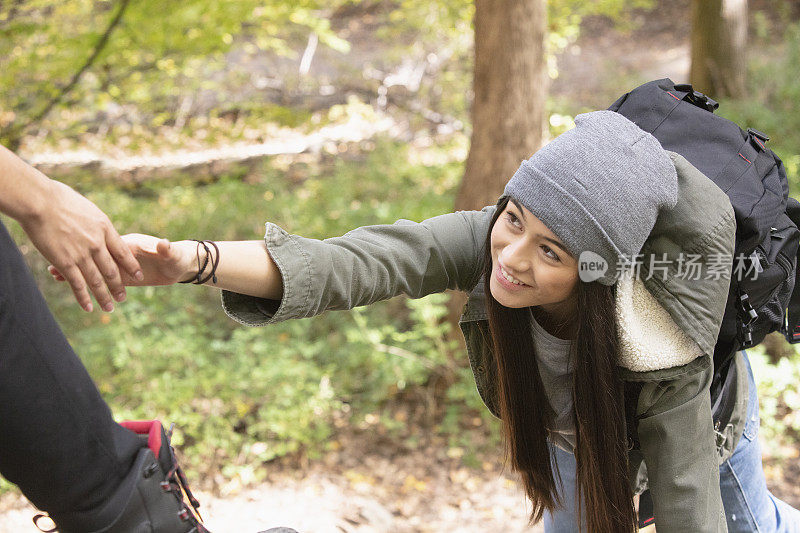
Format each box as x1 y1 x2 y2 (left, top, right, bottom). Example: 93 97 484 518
710 355 738 430
638 488 656 528
623 380 644 451
782 196 800 344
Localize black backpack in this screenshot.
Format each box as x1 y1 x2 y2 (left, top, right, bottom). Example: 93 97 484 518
608 78 800 373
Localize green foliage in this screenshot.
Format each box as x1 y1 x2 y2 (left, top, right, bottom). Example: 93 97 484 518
0 0 352 145
548 0 655 41
745 348 800 458
0 0 661 151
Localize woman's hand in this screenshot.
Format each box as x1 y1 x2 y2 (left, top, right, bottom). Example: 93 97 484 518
49 234 199 287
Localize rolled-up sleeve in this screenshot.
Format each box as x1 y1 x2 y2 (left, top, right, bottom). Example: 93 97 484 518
221 206 496 327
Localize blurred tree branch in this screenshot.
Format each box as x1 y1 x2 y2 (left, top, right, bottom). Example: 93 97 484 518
1 0 131 149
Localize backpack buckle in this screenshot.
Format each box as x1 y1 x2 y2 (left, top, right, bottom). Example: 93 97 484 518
747 128 770 142
671 83 719 111
693 91 719 111
747 128 769 151
738 321 754 347
735 291 758 348
737 292 759 326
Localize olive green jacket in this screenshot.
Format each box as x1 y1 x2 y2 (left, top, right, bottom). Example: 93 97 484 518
221 153 746 532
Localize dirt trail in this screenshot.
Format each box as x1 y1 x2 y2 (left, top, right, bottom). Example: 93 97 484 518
0 458 537 533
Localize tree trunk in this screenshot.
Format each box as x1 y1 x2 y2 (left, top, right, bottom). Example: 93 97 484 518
446 0 548 354
690 0 747 97
456 0 548 212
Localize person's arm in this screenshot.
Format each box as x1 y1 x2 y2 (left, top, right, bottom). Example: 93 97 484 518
0 143 143 312
635 357 728 532
220 208 496 326
52 206 497 324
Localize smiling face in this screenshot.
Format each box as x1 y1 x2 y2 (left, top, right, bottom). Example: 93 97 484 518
489 198 580 318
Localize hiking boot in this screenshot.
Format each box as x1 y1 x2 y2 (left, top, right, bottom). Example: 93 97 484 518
34 420 300 533
35 420 209 532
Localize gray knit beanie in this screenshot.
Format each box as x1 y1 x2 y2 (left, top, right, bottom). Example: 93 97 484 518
501 110 678 285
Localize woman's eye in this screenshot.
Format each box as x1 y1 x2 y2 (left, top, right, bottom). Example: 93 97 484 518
505 212 521 228
541 245 561 262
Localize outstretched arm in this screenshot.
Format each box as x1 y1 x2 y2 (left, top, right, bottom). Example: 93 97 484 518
0 143 143 312
219 208 496 326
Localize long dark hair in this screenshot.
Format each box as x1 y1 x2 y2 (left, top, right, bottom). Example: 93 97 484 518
482 196 636 532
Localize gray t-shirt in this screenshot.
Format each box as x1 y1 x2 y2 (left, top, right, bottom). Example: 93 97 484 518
530 309 577 454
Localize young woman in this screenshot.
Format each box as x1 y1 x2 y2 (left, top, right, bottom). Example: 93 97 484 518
54 111 800 532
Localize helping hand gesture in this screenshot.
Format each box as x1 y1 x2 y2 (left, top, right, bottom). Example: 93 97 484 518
49 234 198 287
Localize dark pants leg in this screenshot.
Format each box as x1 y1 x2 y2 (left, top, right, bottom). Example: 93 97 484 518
0 218 143 515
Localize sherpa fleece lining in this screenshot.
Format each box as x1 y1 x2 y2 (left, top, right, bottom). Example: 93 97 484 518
615 268 703 371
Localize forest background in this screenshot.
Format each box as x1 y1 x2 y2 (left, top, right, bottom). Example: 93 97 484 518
1 0 799 531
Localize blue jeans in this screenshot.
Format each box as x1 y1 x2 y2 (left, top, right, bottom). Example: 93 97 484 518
543 350 800 532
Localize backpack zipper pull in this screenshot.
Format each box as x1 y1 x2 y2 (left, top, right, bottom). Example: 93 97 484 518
738 292 759 325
